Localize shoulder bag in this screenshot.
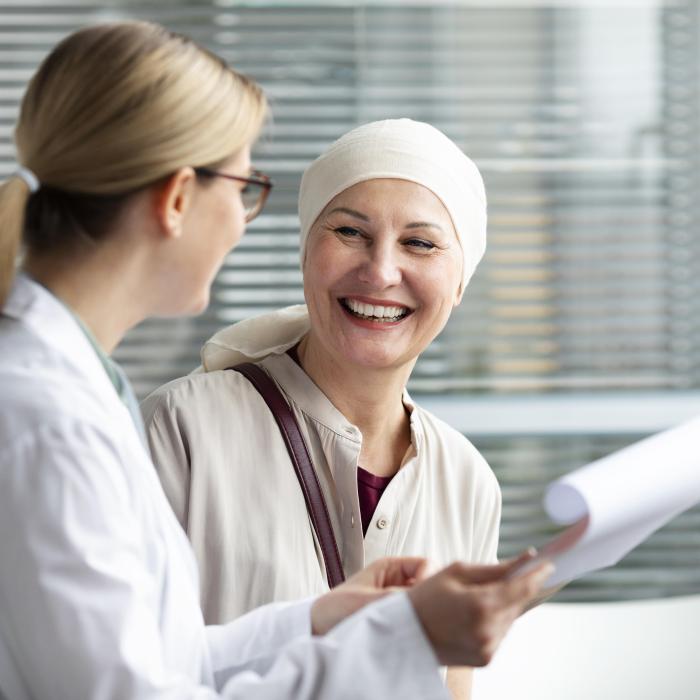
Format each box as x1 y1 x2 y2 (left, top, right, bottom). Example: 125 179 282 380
228 362 346 588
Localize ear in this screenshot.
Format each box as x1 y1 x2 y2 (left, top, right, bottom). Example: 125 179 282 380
153 167 197 239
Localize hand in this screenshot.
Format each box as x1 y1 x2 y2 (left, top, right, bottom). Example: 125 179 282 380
407 551 554 667
311 556 429 635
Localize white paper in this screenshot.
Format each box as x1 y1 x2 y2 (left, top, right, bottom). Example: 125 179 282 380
518 415 700 587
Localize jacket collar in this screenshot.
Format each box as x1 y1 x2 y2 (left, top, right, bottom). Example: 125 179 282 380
2 273 117 400
259 352 424 455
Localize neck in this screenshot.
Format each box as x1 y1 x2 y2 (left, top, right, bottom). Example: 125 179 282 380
24 245 150 355
297 333 414 477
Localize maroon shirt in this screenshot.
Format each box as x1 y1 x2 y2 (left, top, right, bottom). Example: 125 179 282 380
357 466 393 535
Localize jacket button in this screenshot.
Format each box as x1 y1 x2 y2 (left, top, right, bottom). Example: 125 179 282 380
377 517 389 530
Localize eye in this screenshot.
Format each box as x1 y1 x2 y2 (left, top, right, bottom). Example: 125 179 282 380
405 238 436 251
334 226 363 238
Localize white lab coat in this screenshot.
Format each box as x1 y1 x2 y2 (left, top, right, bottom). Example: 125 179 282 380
0 274 448 700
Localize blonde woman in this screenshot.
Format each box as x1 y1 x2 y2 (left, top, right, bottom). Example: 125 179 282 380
144 119 505 699
0 20 552 700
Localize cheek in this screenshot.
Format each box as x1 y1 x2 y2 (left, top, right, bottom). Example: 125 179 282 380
419 259 462 312
304 238 347 296
229 222 245 250
303 262 330 309
442 253 464 302
219 201 246 249
200 205 244 286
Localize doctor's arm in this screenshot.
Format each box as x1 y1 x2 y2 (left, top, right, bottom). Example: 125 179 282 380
0 423 449 700
207 551 550 695
0 423 549 700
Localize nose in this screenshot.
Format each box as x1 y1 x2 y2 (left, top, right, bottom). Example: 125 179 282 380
356 240 403 289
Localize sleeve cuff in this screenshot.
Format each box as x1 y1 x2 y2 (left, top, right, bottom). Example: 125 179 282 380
364 591 442 669
327 591 448 699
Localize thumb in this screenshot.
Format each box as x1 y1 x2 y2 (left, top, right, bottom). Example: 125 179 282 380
501 547 539 576
450 549 538 585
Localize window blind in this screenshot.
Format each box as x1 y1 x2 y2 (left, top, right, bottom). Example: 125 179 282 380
1 0 698 601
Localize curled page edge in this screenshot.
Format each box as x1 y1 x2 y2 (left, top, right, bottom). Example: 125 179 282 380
547 417 700 537
544 482 590 525
507 515 589 582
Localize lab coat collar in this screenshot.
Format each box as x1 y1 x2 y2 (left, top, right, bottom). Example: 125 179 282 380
2 272 117 400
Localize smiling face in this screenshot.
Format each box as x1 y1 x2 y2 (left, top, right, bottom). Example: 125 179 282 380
302 178 464 372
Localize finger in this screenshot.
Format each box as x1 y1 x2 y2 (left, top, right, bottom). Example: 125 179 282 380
501 547 538 573
501 548 543 580
400 557 430 584
462 548 540 584
499 560 555 606
448 555 536 585
377 557 430 588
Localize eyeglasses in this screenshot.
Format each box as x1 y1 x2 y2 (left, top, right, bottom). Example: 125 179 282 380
195 167 273 222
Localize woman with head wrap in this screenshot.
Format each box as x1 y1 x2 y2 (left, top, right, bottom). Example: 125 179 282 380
143 119 498 698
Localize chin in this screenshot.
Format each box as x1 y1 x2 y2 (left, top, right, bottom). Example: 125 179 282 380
338 342 410 371
163 291 210 318
188 293 210 316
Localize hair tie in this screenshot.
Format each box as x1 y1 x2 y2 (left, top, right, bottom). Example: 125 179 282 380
15 166 40 194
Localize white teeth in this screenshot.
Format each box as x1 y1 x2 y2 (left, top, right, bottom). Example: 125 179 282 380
344 298 409 321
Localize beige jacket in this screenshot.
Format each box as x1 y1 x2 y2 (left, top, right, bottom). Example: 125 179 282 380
142 352 501 625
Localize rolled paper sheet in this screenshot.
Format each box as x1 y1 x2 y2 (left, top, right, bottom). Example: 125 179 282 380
515 415 700 587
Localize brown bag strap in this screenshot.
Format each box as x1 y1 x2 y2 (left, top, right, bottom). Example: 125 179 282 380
229 362 346 588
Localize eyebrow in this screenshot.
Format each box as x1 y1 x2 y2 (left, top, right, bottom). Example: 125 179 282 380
326 207 370 222
326 207 446 234
405 221 446 234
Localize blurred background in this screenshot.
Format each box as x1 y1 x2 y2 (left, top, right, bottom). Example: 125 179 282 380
1 0 698 603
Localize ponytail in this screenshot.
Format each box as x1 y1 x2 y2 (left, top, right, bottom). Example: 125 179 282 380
0 176 31 307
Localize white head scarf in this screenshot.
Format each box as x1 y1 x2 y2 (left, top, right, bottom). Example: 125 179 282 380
298 118 487 290
201 119 487 371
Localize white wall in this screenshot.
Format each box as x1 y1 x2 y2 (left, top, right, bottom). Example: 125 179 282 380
473 594 700 700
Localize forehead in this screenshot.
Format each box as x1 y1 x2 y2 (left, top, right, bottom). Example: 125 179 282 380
324 178 453 225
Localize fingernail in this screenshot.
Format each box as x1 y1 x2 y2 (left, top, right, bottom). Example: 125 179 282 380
525 546 538 558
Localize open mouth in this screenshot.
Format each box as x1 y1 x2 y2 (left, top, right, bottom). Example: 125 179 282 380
340 298 413 323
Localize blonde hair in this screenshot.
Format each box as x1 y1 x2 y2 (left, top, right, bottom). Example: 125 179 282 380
0 20 267 305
